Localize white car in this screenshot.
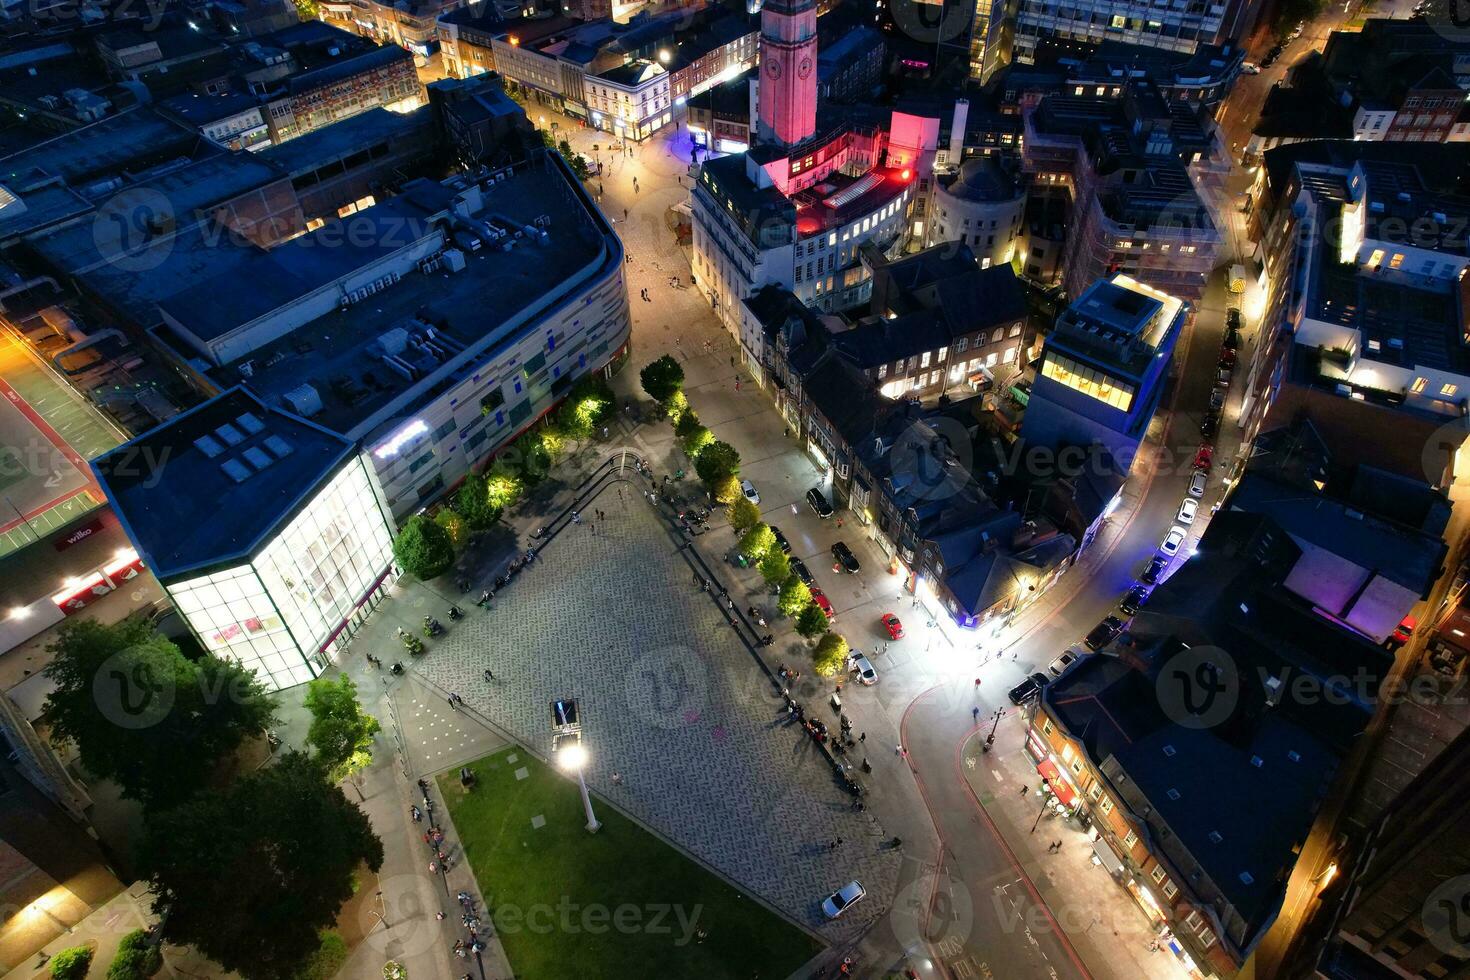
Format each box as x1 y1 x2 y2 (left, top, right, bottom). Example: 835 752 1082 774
850 653 877 685
1188 470 1208 498
1241 61 1261 74
1160 525 1188 556
740 479 760 505
821 881 866 919
1177 498 1198 526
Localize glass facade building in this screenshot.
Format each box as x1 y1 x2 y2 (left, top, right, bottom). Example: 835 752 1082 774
166 457 395 690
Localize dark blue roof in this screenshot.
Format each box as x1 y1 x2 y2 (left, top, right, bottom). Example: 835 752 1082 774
92 388 355 580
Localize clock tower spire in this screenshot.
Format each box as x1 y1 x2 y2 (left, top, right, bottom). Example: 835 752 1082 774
756 0 817 148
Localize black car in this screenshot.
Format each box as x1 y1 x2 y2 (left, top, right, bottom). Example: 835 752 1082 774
770 525 792 555
1008 672 1051 706
1119 585 1150 616
1140 555 1168 585
1200 414 1219 439
1085 615 1125 651
1226 307 1242 329
789 556 815 585
806 487 834 518
831 541 860 574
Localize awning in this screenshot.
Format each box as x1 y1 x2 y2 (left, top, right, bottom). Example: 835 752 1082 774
1092 838 1125 876
1037 759 1077 807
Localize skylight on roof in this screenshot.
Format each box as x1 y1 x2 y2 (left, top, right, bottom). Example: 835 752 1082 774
193 435 225 458
215 423 245 446
243 446 274 471
263 435 294 459
220 458 252 483
236 412 265 434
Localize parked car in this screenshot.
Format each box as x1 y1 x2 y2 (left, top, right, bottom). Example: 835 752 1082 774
1084 616 1124 651
1219 348 1237 368
1241 61 1261 74
1226 307 1242 330
1193 446 1214 471
1188 469 1208 498
1008 672 1051 705
881 613 904 639
770 525 792 555
850 653 877 685
1160 525 1188 556
1200 415 1220 440
1141 555 1168 585
1120 585 1150 616
1177 497 1198 525
790 556 814 585
821 881 867 919
1048 650 1079 676
831 541 860 574
1217 367 1233 386
740 479 760 505
1209 387 1226 412
806 487 834 518
811 589 835 619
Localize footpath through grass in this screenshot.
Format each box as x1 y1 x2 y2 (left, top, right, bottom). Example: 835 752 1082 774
438 746 821 980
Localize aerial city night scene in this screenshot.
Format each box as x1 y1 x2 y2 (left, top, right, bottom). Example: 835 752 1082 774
0 0 1466 974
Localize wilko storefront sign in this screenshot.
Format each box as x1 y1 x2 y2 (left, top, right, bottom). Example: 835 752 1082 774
53 517 104 552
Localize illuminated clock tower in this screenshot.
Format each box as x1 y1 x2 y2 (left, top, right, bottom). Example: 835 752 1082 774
755 0 817 148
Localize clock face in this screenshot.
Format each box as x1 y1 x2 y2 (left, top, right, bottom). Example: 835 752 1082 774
798 56 813 79
766 58 783 79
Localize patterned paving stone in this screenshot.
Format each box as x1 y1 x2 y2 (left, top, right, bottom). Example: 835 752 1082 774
414 482 901 937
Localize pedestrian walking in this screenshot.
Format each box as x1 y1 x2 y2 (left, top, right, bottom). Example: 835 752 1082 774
612 771 623 784
484 668 495 682
1020 784 1028 797
447 696 457 710
975 677 982 688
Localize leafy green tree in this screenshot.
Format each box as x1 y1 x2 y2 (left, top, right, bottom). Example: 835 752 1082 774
695 440 741 486
558 376 614 439
50 946 92 980
728 497 761 533
140 752 383 980
485 461 523 512
738 524 776 562
303 676 381 785
453 474 499 531
673 410 703 440
778 575 811 617
44 620 277 810
639 355 685 404
512 431 552 484
291 0 319 18
759 549 791 587
294 933 347 980
682 425 713 458
813 634 849 677
711 473 741 506
433 509 466 550
107 930 162 980
662 389 689 423
392 515 454 580
796 603 830 639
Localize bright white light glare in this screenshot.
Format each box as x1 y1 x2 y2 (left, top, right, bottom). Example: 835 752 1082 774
560 744 587 769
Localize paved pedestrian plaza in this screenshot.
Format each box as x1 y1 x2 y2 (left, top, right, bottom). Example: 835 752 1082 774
414 477 901 936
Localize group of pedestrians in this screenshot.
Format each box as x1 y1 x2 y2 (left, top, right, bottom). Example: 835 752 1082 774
414 777 493 972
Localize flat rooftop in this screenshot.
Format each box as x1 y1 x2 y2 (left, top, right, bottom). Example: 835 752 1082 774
92 387 354 580
791 166 912 237
1056 274 1183 370
182 159 613 436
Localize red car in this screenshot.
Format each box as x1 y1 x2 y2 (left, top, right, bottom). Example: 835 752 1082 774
1192 446 1214 472
811 589 835 620
881 613 904 639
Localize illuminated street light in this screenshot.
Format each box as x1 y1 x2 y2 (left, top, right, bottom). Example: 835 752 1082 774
551 699 601 833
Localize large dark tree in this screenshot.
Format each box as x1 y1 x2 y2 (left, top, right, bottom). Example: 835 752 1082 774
44 619 277 810
639 354 685 404
453 473 500 531
140 752 383 980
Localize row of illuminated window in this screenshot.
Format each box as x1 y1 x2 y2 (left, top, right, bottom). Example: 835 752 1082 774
1409 377 1460 399
1041 353 1136 411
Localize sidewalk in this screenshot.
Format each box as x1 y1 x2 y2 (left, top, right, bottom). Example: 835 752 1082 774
962 720 1192 980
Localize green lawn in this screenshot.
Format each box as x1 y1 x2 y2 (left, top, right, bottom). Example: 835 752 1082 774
438 747 821 980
